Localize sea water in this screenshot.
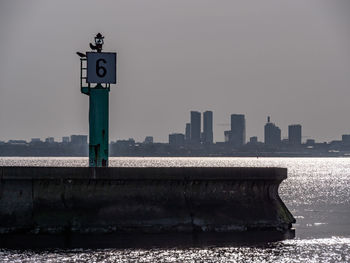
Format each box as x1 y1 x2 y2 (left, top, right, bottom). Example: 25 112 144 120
0 157 349 262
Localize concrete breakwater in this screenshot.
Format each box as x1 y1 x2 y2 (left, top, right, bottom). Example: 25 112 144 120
0 166 295 247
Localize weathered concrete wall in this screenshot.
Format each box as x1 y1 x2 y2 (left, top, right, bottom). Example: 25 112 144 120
0 167 295 238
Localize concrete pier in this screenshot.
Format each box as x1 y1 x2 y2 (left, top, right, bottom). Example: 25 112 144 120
0 167 295 248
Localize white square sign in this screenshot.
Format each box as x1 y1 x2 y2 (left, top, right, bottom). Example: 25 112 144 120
87 52 116 84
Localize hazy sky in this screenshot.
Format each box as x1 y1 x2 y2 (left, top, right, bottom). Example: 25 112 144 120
1 0 350 143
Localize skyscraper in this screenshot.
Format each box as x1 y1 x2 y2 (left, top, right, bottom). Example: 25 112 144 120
203 111 213 144
190 111 201 144
288 124 302 145
185 123 191 142
230 114 246 147
342 134 350 145
264 117 281 145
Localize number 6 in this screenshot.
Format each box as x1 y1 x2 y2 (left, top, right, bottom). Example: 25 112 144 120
96 58 107 78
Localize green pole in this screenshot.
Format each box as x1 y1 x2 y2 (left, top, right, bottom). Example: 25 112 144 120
82 84 110 167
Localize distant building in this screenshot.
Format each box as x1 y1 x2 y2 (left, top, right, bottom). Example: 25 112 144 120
169 133 185 146
185 123 191 142
111 138 135 155
249 136 258 144
45 137 55 143
62 136 70 143
8 140 27 144
31 138 42 143
203 111 213 144
230 114 246 147
288 124 302 145
306 139 315 146
115 138 135 148
264 116 281 145
342 134 350 145
282 138 289 144
190 111 201 144
224 130 232 143
70 135 88 145
329 140 342 150
144 136 154 144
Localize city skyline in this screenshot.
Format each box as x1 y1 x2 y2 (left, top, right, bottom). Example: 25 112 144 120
1 110 348 145
3 109 350 157
1 1 350 143
3 111 350 157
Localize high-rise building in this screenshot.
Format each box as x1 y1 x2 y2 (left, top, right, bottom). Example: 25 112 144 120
185 123 191 142
264 117 281 145
190 111 201 144
203 111 213 144
288 124 302 145
342 134 350 145
230 114 246 147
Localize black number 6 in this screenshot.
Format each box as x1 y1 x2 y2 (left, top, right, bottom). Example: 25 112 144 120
96 58 107 78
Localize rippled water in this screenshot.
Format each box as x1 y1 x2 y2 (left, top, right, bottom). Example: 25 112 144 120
1 157 350 262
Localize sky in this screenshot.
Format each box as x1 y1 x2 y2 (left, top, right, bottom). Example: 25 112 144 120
1 0 350 143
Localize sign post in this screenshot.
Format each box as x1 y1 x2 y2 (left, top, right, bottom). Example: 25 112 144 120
77 33 117 167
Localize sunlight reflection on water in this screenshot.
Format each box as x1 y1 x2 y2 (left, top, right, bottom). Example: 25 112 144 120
0 157 349 262
1 237 349 263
